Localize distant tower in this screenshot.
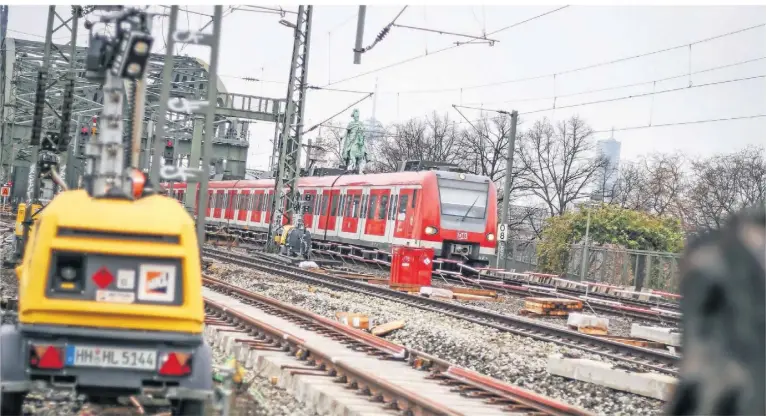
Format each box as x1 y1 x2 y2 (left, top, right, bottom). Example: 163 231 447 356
365 78 383 147
596 128 621 197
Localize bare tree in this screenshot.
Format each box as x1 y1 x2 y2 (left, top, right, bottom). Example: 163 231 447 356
610 153 686 216
371 112 463 173
515 115 609 216
683 145 766 231
310 122 345 168
458 114 515 182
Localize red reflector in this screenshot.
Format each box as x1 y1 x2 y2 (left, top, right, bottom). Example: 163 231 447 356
32 346 64 370
92 267 114 289
159 352 192 376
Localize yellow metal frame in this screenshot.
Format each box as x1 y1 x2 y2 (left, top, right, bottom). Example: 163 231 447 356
14 202 42 237
16 190 204 334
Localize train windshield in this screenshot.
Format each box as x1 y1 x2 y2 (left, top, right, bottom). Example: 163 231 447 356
437 178 489 219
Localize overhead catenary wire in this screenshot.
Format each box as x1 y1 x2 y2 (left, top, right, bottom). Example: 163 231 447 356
387 22 766 95
453 74 766 116
323 5 570 88
304 93 375 134
462 55 766 106
316 113 766 142
591 114 766 133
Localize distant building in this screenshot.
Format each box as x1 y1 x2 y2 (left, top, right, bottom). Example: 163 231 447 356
365 117 385 146
595 134 622 198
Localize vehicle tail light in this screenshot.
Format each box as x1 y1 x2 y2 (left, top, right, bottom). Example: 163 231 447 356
29 345 64 370
158 352 192 376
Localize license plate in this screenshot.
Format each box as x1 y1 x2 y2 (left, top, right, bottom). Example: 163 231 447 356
65 345 157 371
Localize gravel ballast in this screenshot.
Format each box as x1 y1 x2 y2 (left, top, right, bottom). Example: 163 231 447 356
205 259 668 416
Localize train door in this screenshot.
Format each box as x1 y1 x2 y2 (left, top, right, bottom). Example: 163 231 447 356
340 188 362 239
250 191 263 225
264 190 273 224
302 189 317 229
318 189 340 234
365 188 390 240
394 187 417 240
213 190 224 219
225 189 236 220
206 190 214 219
237 190 250 223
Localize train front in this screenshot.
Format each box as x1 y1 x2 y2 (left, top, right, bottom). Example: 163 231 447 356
424 171 498 266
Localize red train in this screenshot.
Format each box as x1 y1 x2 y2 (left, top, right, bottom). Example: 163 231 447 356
169 170 498 265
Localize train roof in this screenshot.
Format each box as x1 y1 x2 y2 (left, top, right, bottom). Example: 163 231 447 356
169 170 492 189
207 170 437 189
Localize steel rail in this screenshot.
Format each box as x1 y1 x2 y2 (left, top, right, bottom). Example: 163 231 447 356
202 248 680 376
203 276 594 416
207 228 681 316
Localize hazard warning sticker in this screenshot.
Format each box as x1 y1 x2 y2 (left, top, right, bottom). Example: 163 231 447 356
137 264 176 302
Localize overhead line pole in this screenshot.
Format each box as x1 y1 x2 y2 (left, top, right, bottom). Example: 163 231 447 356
353 6 366 64
267 5 313 251
497 110 518 270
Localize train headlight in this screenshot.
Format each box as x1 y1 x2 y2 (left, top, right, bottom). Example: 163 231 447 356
459 173 466 180
487 233 495 241
424 226 438 235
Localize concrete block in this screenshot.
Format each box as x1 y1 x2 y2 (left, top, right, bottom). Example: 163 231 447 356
631 324 682 347
547 354 677 401
567 312 609 334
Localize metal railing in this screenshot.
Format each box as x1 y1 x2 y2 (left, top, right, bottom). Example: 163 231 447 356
504 239 682 292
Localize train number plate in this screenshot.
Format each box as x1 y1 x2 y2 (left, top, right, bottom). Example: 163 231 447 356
65 345 157 371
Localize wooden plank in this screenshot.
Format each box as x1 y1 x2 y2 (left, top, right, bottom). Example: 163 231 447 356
371 320 406 337
449 287 498 298
454 293 498 302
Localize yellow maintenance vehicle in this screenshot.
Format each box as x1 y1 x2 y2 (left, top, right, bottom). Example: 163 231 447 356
0 7 212 415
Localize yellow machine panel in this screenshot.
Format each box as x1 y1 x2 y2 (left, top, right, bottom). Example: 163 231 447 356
16 189 204 334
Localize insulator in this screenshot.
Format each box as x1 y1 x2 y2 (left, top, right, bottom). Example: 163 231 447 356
29 70 47 146
57 78 75 152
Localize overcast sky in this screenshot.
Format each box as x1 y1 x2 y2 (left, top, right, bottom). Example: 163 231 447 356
7 4 766 170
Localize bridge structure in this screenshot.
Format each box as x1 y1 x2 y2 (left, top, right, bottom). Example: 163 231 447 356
0 14 285 200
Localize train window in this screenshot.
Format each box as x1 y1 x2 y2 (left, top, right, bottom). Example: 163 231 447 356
345 194 353 217
322 195 329 216
208 193 213 208
330 194 339 216
399 194 409 214
378 195 388 220
437 178 488 219
353 195 361 218
361 194 368 218
390 194 398 220
367 195 377 219
412 189 418 208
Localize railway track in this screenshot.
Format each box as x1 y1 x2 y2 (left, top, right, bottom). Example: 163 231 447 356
306 243 682 320
202 247 680 376
202 274 594 416
209 232 681 324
